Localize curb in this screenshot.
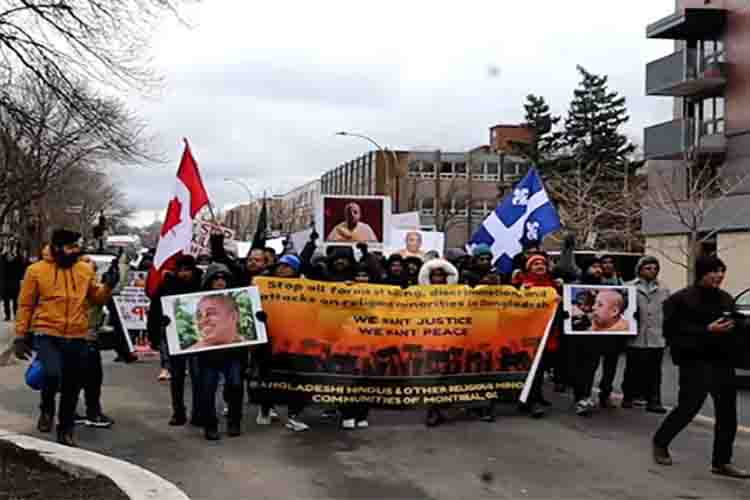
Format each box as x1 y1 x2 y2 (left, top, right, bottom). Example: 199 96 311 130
1 431 190 500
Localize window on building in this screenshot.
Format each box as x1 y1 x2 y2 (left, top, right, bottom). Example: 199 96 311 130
451 195 468 217
420 197 435 216
440 162 454 179
486 162 500 181
421 161 436 179
699 96 725 136
700 39 726 68
408 161 420 178
454 162 468 179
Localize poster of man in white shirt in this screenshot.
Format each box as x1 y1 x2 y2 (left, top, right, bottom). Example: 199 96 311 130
320 195 391 247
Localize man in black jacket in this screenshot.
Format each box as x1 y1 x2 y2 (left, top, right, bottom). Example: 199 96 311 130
653 256 749 478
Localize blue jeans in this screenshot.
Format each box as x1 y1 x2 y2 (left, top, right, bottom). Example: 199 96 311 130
35 335 88 432
199 358 244 430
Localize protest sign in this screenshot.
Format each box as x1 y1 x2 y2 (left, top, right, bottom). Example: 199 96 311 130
317 195 392 248
252 278 557 408
113 286 151 352
162 287 268 356
392 211 420 229
563 285 637 336
388 229 445 258
188 221 235 257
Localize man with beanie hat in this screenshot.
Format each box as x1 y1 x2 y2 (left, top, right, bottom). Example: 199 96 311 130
14 228 119 446
622 256 670 413
653 255 750 478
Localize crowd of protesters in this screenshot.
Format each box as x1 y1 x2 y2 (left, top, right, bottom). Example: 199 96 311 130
7 226 750 477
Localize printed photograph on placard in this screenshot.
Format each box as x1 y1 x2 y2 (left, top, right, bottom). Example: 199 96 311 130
319 195 391 245
162 287 267 355
389 229 445 259
563 285 637 336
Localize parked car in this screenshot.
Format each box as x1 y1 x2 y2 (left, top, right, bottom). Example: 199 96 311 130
733 288 750 387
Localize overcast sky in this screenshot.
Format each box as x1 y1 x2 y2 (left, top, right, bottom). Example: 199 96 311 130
114 0 677 226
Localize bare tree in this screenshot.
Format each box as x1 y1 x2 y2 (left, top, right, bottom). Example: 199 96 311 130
0 0 192 126
0 71 149 231
645 161 750 282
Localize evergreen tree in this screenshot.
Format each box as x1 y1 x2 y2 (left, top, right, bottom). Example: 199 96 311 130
562 66 635 175
513 94 561 170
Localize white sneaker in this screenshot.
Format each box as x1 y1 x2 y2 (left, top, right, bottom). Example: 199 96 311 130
269 408 280 421
222 407 229 417
356 420 369 429
285 418 310 432
341 418 356 430
256 410 272 425
575 400 592 416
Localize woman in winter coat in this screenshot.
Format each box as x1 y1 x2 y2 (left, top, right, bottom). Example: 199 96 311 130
515 254 562 418
417 259 460 427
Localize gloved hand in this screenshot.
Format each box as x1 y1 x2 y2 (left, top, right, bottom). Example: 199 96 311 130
101 261 120 288
161 316 171 327
310 229 319 242
356 242 368 255
13 336 32 361
255 311 268 323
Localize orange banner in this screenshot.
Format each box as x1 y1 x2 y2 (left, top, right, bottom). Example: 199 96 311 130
254 278 558 407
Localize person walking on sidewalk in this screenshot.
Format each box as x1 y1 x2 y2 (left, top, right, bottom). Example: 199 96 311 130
652 256 750 478
13 229 118 447
622 256 669 414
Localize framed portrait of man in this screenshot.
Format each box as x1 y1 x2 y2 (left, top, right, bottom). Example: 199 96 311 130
317 195 392 247
162 287 268 355
562 285 638 336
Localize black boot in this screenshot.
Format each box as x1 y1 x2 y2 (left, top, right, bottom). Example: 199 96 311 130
227 421 242 437
169 412 187 426
204 427 220 441
37 412 53 433
56 429 77 447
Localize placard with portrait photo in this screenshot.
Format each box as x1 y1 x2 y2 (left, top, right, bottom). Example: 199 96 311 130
162 287 268 355
317 195 392 247
563 285 637 336
387 229 445 259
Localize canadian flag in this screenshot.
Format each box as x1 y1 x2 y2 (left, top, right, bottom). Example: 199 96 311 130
145 140 210 298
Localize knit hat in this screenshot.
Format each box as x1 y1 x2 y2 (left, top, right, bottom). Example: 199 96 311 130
444 248 468 264
51 229 81 247
635 255 660 275
201 262 232 288
472 244 493 258
695 255 726 283
278 254 301 273
525 254 548 271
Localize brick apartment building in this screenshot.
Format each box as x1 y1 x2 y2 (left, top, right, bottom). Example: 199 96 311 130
223 180 321 240
321 129 532 249
643 1 750 294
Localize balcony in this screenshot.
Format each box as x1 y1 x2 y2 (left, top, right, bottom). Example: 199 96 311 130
647 8 726 40
644 119 726 160
646 49 726 97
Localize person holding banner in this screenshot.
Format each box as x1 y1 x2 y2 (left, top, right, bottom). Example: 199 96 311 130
516 253 562 419
255 255 310 432
417 258 460 427
197 263 247 440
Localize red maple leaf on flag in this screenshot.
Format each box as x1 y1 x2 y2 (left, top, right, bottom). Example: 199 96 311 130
160 197 183 237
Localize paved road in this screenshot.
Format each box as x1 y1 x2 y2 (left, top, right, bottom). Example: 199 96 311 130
1 322 750 499
596 352 750 426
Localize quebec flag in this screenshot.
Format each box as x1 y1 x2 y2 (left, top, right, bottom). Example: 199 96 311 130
468 168 561 273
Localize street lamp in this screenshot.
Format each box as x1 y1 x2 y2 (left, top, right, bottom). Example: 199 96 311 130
224 177 255 239
335 131 401 211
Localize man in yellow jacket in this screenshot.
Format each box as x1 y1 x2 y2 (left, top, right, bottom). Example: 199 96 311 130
13 229 118 447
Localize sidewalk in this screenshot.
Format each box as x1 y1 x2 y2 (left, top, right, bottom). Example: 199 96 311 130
1 355 749 499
